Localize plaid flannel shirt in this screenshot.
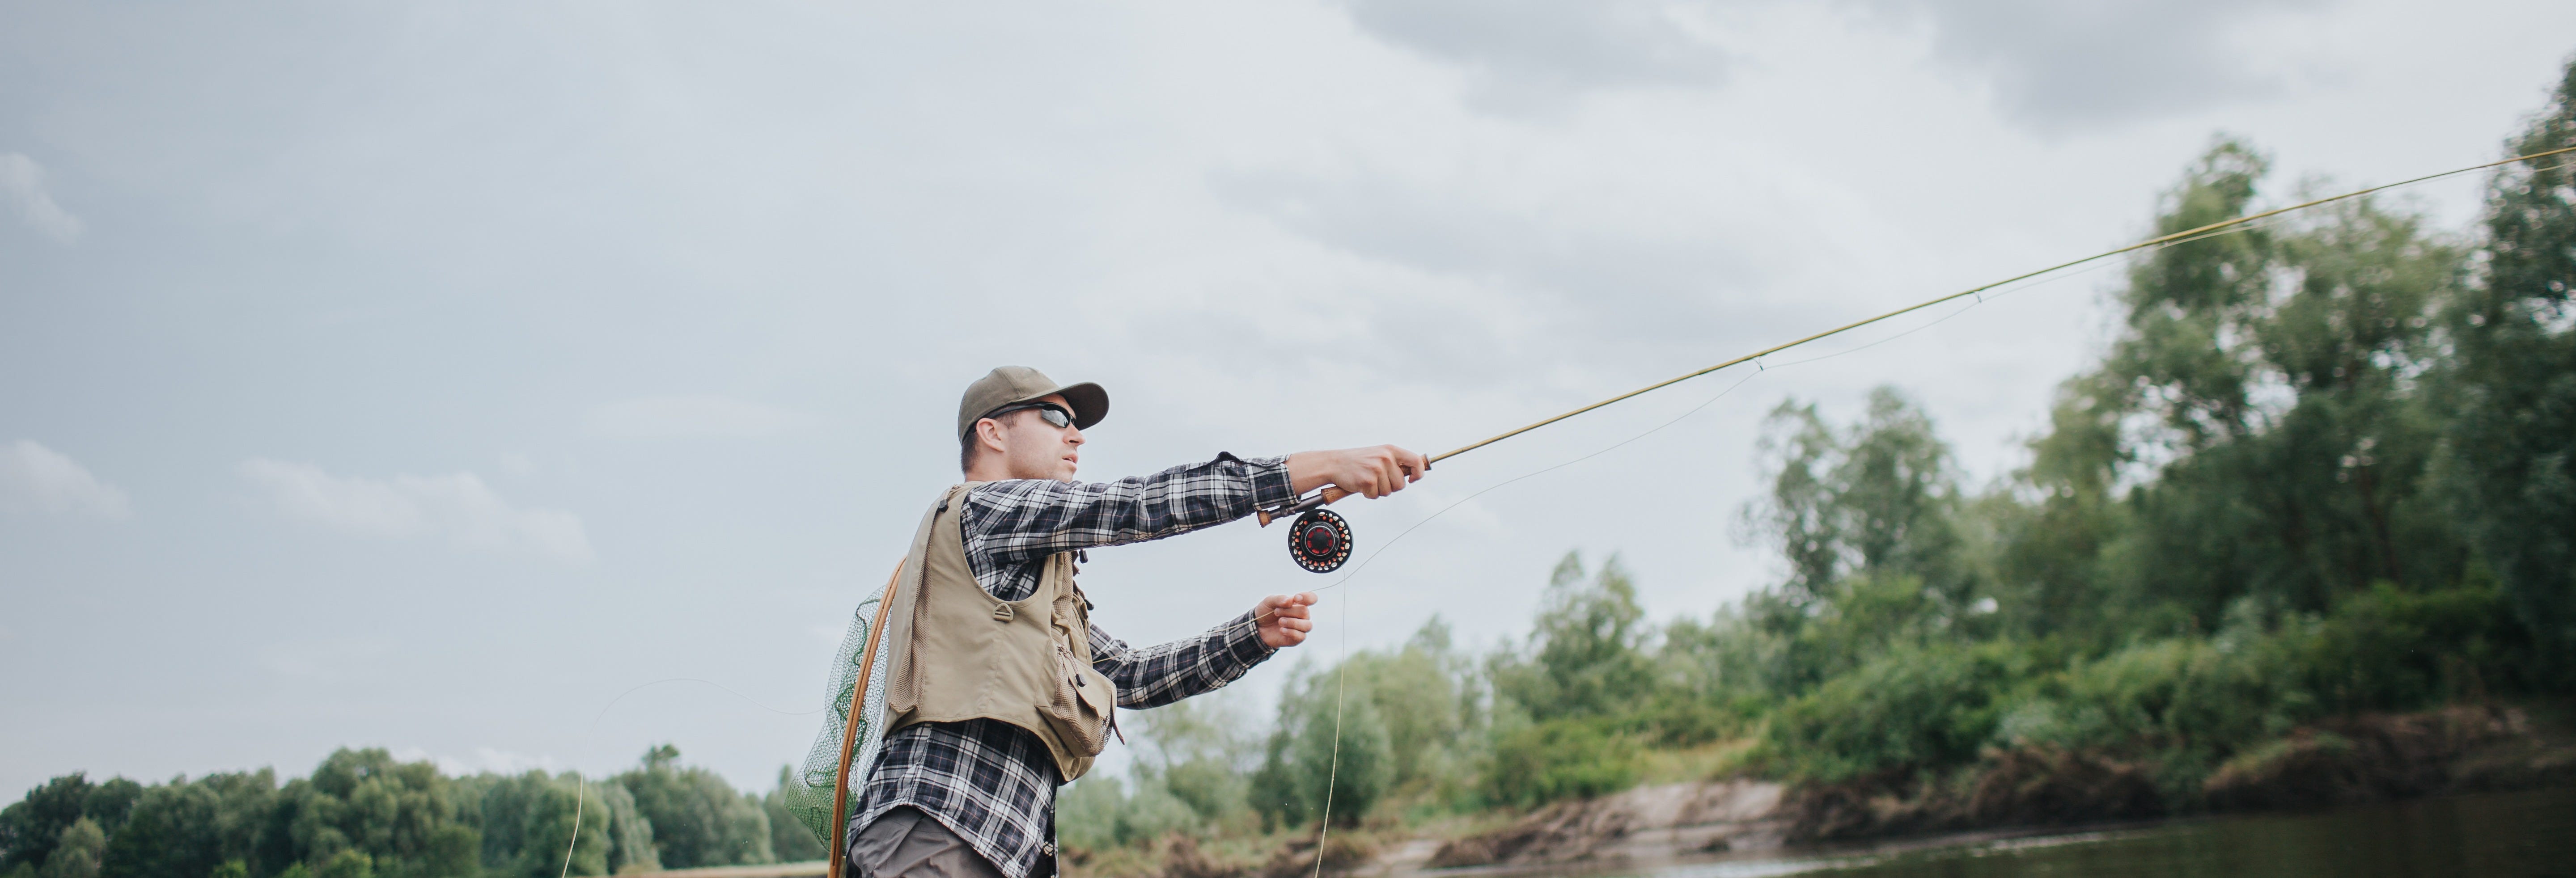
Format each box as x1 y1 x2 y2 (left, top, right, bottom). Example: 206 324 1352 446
853 453 1296 878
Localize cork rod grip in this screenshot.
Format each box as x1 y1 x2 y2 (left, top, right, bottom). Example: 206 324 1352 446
1255 486 1350 527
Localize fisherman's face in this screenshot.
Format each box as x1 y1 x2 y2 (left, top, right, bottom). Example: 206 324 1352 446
990 393 1084 481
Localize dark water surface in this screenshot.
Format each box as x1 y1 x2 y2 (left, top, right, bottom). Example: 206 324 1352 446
1641 788 2576 878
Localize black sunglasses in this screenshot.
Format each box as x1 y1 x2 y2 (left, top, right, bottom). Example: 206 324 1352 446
986 401 1076 430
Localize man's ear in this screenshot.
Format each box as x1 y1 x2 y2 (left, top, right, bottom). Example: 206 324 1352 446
975 417 1009 455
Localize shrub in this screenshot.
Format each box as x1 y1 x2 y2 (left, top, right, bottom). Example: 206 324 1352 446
1766 642 2025 781
1479 718 1639 809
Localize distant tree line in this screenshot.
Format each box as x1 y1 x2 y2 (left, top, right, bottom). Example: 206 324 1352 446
0 746 826 878
1057 55 2576 846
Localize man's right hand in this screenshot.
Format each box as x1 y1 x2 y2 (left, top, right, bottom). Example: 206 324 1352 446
1286 445 1429 499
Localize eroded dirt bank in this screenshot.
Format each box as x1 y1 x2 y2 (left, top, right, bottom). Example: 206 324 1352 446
1415 703 2576 874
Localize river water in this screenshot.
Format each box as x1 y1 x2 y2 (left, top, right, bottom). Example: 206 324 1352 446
1634 788 2576 878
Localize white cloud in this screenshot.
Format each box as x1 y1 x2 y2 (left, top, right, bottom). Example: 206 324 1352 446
0 440 131 519
0 153 85 243
583 395 809 439
238 459 593 563
393 746 563 777
1333 0 2336 127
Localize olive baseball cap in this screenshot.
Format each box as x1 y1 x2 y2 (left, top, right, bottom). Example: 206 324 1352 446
956 366 1110 439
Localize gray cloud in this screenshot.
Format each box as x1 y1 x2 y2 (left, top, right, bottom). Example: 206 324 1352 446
1853 0 2338 128
1194 159 1873 393
0 440 130 519
1336 0 1731 114
238 459 594 564
0 154 84 243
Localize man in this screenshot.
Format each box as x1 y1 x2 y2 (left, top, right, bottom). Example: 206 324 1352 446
850 366 1428 878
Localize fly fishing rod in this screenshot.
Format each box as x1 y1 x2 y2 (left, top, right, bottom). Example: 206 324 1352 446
1254 144 2576 573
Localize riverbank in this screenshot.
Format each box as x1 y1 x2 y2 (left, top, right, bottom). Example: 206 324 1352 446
1067 701 2576 878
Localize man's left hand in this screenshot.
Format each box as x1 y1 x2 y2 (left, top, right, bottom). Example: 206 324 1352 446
1254 593 1318 648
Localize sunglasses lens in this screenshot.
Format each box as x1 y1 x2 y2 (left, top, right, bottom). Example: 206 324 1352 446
1040 407 1073 429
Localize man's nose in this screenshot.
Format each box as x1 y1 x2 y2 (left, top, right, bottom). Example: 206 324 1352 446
1065 427 1085 445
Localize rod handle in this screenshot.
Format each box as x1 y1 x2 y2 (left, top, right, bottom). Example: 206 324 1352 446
1257 486 1351 527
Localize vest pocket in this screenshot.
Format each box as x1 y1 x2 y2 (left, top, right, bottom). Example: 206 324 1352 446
1045 642 1117 756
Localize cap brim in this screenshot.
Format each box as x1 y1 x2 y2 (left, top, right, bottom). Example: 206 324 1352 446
1051 382 1109 430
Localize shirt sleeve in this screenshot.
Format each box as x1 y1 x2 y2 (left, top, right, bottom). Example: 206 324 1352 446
1089 611 1275 709
960 453 1295 572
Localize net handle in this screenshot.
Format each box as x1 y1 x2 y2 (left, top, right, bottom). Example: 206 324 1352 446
828 562 907 878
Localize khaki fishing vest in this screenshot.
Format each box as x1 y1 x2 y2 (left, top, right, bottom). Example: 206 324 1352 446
881 484 1117 781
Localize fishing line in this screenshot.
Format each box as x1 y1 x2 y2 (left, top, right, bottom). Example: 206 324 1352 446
559 678 821 878
1278 144 2576 856
1405 144 2576 468
1252 202 2298 631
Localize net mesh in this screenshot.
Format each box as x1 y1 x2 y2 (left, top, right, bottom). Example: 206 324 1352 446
781 589 898 848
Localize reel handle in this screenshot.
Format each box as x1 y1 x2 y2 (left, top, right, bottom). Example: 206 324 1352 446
1257 486 1350 527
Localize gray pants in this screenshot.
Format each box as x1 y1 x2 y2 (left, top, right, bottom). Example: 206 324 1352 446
851 807 1010 878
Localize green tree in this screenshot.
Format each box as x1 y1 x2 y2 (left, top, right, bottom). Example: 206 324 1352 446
314 850 373 878
1128 696 1258 823
457 771 637 878
1 775 97 873
269 750 477 878
1742 388 1968 605
1250 663 1392 829
98 772 275 878
2436 55 2576 684
614 746 774 869
1491 553 1654 721
1998 138 2472 640
34 819 101 878
762 768 824 863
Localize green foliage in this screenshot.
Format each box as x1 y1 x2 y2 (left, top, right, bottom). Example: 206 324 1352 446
1743 389 1970 604
1251 663 1393 830
37 819 101 878
614 745 775 870
2435 58 2576 684
1 774 103 873
99 771 277 878
1491 554 1655 720
455 770 644 878
1765 642 2025 782
762 767 825 864
1480 719 1638 809
3 744 808 878
312 851 371 878
1057 774 1196 853
2292 581 2531 711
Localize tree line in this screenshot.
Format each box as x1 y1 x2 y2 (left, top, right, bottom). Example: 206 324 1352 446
0 746 826 878
1058 56 2576 848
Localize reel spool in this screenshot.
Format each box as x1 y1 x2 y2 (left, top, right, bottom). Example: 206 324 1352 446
1286 508 1353 574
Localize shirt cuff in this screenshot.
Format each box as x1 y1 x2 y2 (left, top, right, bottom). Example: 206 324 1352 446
1222 453 1297 510
1222 609 1280 664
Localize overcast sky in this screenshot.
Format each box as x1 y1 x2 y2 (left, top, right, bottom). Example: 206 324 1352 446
5 1 2572 797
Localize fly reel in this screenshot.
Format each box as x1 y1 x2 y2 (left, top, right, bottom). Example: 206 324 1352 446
1285 508 1352 573
1257 487 1356 573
